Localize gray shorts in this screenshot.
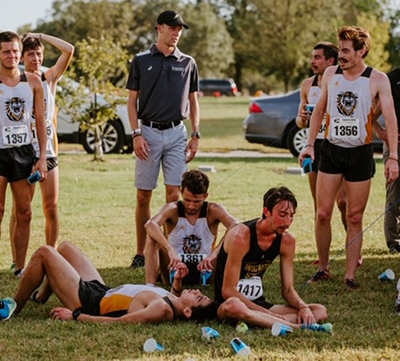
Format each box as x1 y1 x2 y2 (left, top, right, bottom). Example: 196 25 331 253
135 122 188 190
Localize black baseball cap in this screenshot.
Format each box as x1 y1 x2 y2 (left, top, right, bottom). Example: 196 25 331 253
155 10 189 29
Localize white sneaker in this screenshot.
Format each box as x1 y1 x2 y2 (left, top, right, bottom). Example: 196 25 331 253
14 268 25 278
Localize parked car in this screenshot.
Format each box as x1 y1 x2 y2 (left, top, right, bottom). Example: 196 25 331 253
199 78 238 96
57 102 132 154
19 65 132 154
243 90 383 157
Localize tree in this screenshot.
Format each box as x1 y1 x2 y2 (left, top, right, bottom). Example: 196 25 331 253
251 0 348 91
179 2 234 77
356 12 391 72
58 35 129 161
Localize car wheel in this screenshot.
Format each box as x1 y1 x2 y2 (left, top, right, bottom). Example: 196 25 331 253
81 120 125 154
287 125 309 157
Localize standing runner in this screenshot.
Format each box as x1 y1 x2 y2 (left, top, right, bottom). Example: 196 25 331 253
9 33 74 270
0 31 47 276
296 42 348 228
299 26 399 289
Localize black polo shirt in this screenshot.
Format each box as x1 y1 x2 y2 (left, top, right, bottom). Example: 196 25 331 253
126 44 199 123
387 68 400 130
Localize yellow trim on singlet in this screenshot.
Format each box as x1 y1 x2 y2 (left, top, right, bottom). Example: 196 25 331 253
365 110 374 145
325 113 331 139
99 294 133 315
53 105 59 156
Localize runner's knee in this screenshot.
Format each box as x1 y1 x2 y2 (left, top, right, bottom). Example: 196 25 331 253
219 297 248 319
57 241 74 255
311 304 328 321
43 201 58 220
32 245 57 262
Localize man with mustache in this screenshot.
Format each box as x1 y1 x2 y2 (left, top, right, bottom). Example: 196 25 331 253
126 10 200 271
214 186 327 327
299 26 399 289
296 43 349 230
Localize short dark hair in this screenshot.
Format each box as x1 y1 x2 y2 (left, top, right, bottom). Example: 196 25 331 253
181 170 209 195
22 35 44 56
262 186 297 219
314 42 339 64
0 31 22 51
189 301 220 322
337 26 370 58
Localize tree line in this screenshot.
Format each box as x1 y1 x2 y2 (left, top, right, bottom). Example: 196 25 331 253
20 0 400 94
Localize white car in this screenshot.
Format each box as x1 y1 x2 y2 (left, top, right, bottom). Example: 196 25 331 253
57 102 132 154
19 65 132 154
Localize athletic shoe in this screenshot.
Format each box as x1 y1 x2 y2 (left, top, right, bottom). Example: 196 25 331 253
30 290 41 304
0 298 17 321
389 244 400 254
301 323 333 333
129 255 145 269
357 255 363 268
308 269 331 283
344 278 358 290
14 268 25 278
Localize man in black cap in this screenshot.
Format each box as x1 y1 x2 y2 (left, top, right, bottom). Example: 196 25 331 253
126 10 200 270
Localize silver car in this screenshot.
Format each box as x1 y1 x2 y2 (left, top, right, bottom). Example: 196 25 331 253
243 90 383 157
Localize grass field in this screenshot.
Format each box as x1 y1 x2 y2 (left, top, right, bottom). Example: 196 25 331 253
1 97 400 360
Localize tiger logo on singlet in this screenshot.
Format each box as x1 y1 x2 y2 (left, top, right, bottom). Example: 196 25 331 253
5 97 25 122
336 91 358 116
182 234 202 254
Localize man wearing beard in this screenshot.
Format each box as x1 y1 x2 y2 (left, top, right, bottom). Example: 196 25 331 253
299 26 398 290
145 170 237 286
214 186 327 326
296 42 348 230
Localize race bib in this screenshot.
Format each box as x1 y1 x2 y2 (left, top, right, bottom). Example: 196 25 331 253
32 120 53 150
237 276 264 301
179 253 206 264
316 119 327 140
2 125 30 146
331 117 360 140
32 120 53 140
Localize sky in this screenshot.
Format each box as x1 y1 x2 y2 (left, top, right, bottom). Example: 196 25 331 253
1 0 400 34
0 0 54 33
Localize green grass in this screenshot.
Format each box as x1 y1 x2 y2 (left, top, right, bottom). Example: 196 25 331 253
1 96 400 359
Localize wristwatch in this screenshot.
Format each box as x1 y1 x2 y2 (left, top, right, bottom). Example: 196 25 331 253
191 131 201 139
72 308 82 321
132 128 141 136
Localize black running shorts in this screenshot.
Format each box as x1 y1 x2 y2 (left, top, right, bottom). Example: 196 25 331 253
0 145 35 182
252 296 274 310
312 139 324 172
78 279 111 316
34 156 58 171
319 140 375 182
